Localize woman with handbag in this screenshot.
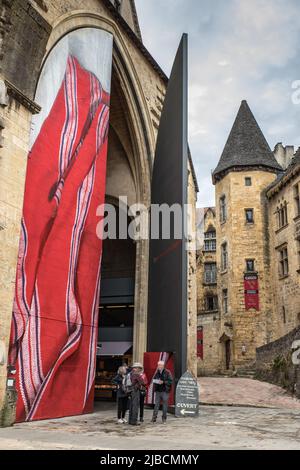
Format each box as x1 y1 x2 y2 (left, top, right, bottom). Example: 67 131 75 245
112 366 128 424
139 369 148 423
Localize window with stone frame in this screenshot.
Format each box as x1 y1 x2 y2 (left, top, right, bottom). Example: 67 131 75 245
220 195 227 223
245 208 254 224
204 228 216 252
294 183 300 218
277 201 288 229
278 245 289 278
245 177 252 186
204 263 217 285
222 289 228 314
221 242 228 271
205 295 218 312
246 259 255 272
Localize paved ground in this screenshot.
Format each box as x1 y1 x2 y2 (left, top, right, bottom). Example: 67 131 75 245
1 378 300 450
0 402 300 450
198 377 300 409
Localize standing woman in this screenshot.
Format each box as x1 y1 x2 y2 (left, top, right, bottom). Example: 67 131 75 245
112 366 128 424
128 363 146 426
139 368 148 423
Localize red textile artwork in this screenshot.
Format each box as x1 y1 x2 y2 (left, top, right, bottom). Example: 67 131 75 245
9 56 110 422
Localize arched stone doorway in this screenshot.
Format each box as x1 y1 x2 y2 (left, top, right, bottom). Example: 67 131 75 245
93 62 146 397
35 9 154 368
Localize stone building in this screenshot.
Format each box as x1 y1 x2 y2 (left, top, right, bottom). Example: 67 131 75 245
196 208 221 375
266 146 300 340
0 0 198 423
196 100 300 375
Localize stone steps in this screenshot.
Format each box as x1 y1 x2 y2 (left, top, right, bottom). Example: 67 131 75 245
236 369 256 379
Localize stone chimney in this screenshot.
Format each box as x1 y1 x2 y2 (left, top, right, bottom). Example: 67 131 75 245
273 143 294 170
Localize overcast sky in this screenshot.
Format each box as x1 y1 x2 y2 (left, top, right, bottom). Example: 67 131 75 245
135 0 300 207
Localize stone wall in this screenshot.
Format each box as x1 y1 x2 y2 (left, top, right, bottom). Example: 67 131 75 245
0 0 51 99
196 208 221 374
0 86 33 412
256 326 300 398
197 312 221 375
267 172 300 341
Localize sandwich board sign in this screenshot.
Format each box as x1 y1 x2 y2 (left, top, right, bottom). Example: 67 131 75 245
175 371 199 418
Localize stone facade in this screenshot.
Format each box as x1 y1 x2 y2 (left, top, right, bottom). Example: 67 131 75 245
266 151 300 340
196 208 221 375
0 0 198 421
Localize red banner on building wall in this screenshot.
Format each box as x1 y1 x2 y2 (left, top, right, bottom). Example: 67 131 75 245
8 29 113 423
244 274 259 311
197 328 203 359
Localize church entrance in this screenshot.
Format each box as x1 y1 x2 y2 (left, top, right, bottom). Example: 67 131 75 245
94 204 136 401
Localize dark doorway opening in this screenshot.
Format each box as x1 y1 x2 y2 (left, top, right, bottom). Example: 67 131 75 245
94 204 136 400
225 340 231 370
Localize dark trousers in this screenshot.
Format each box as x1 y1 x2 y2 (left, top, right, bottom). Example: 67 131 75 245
129 389 140 425
117 396 128 420
139 392 145 420
153 391 169 421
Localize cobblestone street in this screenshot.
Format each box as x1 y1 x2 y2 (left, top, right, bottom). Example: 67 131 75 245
198 377 300 409
0 379 300 450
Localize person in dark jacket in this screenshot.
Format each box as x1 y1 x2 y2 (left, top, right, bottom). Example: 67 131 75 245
128 362 146 426
139 369 148 423
112 366 128 424
151 361 173 424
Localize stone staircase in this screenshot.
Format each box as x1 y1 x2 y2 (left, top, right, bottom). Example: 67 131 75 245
236 369 256 379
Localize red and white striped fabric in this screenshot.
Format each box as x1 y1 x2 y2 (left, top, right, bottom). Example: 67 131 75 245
9 56 110 422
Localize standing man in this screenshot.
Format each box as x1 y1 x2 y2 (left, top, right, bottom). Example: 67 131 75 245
151 361 173 424
128 362 146 426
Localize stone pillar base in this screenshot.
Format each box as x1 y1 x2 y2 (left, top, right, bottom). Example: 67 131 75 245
296 367 300 399
0 389 17 427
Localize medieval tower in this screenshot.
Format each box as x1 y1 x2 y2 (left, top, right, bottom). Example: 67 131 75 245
212 100 282 370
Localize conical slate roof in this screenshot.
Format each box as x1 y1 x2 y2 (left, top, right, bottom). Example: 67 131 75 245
213 100 282 182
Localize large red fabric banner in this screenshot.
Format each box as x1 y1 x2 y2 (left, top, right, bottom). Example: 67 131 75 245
9 55 110 422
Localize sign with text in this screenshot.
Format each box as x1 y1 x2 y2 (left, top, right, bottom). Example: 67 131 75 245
244 274 259 311
175 371 199 418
